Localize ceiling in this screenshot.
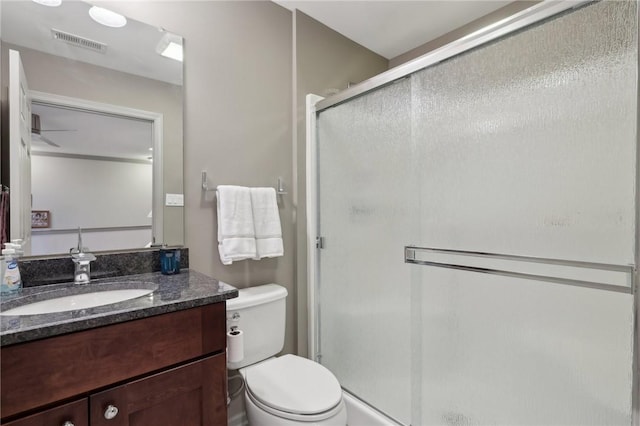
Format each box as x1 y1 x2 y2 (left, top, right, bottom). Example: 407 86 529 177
1 0 182 85
273 0 512 60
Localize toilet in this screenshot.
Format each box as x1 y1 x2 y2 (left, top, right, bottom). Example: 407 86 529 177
226 284 347 426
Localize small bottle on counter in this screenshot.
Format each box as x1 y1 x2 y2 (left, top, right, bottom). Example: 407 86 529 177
160 246 181 275
9 239 24 257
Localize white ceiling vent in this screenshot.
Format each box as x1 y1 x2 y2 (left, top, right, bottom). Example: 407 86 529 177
51 28 107 53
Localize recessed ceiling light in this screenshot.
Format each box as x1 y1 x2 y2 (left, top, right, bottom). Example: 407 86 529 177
156 32 183 62
89 6 127 28
161 42 183 62
32 0 62 6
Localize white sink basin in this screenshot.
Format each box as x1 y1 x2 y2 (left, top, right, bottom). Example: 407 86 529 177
0 288 155 316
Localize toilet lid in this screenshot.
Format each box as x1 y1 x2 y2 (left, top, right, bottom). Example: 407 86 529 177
244 354 342 415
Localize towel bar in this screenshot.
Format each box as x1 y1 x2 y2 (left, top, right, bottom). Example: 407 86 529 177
201 171 287 195
405 246 636 294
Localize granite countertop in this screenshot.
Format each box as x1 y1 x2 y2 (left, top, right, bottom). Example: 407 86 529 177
0 269 238 347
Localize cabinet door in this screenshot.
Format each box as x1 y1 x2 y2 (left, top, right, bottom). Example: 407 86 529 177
90 354 227 426
3 399 88 426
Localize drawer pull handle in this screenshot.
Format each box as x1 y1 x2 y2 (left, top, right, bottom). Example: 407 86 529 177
62 422 75 426
104 404 119 420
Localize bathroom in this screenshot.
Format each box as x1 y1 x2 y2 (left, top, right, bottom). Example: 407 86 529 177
1 0 638 425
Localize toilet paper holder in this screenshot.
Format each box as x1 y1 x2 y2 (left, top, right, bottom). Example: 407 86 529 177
227 311 245 364
228 312 240 332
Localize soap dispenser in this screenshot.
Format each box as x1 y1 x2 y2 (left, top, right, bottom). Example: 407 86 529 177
1 244 22 294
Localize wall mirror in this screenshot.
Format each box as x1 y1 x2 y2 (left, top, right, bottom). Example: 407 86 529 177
1 0 184 257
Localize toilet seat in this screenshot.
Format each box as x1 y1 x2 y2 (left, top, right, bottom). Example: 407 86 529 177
243 354 343 420
245 387 346 423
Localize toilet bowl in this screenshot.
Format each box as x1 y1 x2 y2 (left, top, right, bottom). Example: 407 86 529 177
241 355 347 425
226 284 346 426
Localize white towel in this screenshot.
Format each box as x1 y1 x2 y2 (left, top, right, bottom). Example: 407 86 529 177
216 185 257 265
250 187 284 259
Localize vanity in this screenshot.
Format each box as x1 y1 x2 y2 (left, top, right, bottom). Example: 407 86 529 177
0 270 238 425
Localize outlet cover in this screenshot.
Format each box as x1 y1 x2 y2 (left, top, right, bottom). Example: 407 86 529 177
165 193 184 206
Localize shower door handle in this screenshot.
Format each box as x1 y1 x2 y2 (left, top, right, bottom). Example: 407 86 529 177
404 246 634 294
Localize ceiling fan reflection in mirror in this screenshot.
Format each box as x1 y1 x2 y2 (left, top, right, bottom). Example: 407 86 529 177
31 113 76 148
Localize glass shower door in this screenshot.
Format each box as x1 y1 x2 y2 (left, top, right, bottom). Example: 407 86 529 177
410 1 636 424
316 78 415 425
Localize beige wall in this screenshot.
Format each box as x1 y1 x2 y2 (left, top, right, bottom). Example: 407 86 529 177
95 1 388 357
294 11 388 356
98 0 298 354
0 42 184 247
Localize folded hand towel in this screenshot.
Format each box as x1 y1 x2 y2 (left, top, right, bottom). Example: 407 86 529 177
250 187 283 259
216 185 257 265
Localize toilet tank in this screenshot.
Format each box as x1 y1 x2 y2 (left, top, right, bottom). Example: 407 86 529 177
226 284 288 370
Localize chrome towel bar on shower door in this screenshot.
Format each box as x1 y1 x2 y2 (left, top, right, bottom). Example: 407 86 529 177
404 246 636 294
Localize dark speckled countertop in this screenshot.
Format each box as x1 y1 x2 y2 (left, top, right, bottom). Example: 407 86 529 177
0 269 238 347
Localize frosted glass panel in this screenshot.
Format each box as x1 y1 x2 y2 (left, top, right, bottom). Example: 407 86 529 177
317 79 414 425
411 2 636 424
411 1 637 265
417 268 634 425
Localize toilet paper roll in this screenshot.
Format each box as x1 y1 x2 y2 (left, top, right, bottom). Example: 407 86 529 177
227 329 244 363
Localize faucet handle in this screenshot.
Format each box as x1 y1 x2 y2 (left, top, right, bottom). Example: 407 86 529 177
69 227 91 255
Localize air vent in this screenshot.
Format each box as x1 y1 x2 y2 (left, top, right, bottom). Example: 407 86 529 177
51 28 107 53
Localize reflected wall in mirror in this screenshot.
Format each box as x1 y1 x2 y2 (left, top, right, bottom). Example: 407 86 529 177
29 93 158 256
1 0 184 257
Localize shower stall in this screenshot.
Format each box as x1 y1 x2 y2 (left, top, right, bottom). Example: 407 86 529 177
307 1 638 425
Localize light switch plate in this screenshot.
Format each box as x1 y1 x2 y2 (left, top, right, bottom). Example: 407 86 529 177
165 193 184 206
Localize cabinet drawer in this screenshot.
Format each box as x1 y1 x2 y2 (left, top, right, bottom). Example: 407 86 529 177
3 398 88 426
90 354 227 426
1 303 225 419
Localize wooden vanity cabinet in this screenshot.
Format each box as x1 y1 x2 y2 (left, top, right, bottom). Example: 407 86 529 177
1 303 228 425
3 399 88 426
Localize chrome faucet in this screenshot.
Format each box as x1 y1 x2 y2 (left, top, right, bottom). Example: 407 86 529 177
70 228 96 284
